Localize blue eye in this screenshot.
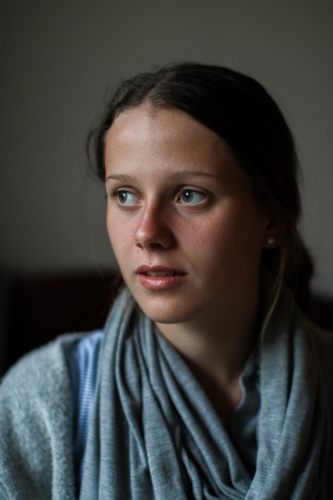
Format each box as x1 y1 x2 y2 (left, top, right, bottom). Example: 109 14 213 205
117 190 138 206
180 189 206 205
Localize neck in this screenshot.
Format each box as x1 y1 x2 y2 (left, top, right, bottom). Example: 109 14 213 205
155 284 261 422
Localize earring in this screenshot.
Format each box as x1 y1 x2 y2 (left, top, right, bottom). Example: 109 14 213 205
267 236 275 245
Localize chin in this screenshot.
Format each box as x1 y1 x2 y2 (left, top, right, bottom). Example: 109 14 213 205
139 305 186 324
134 296 200 325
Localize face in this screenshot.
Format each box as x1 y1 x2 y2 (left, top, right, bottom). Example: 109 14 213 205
104 105 273 329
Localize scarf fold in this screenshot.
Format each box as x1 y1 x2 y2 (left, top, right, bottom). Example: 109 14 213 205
79 289 330 500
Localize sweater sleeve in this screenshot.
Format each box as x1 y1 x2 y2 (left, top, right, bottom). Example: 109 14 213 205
0 335 80 500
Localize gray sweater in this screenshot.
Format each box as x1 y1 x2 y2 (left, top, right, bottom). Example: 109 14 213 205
0 334 80 500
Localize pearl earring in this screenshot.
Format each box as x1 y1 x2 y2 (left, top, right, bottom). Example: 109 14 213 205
267 236 275 245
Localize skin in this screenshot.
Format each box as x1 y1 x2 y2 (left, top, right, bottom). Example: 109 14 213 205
104 104 278 423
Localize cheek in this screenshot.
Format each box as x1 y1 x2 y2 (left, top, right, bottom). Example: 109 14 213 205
192 206 264 268
106 212 131 259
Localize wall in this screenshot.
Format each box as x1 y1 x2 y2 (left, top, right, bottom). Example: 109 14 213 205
1 0 332 294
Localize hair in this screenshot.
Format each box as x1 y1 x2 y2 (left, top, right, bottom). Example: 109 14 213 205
87 62 313 315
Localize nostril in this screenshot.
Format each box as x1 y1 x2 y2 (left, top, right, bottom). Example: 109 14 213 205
149 242 165 250
135 240 166 250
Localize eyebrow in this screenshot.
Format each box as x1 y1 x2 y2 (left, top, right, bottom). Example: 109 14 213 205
105 170 221 182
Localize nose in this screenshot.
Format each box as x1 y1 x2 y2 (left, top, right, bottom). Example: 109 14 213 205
134 202 174 250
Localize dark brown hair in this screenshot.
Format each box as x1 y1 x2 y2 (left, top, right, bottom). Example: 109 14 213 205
87 63 312 312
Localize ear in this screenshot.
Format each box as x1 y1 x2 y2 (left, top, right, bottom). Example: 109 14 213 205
262 217 281 249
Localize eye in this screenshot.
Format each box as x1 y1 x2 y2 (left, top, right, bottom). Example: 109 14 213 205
179 189 206 205
116 190 139 206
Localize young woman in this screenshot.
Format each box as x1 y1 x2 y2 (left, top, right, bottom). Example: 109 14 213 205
1 63 332 499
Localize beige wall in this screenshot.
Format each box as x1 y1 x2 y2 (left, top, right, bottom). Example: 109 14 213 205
1 0 333 295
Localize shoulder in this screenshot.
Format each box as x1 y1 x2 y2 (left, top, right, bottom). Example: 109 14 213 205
0 333 83 409
0 333 82 500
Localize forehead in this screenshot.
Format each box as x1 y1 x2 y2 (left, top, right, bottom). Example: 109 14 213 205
104 105 263 211
104 105 233 170
109 104 219 140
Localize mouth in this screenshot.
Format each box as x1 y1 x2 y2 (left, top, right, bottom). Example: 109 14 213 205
135 265 187 291
135 265 186 276
145 271 179 276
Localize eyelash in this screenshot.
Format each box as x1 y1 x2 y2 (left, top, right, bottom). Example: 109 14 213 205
178 189 206 205
113 188 207 207
116 190 139 206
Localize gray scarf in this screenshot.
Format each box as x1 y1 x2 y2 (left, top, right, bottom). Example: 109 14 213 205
80 289 331 499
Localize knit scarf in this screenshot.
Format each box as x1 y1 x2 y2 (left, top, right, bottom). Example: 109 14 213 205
79 289 330 499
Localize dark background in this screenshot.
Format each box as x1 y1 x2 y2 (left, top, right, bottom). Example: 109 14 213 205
1 0 333 374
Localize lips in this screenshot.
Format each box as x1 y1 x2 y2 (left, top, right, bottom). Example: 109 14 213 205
135 265 187 291
145 271 177 276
